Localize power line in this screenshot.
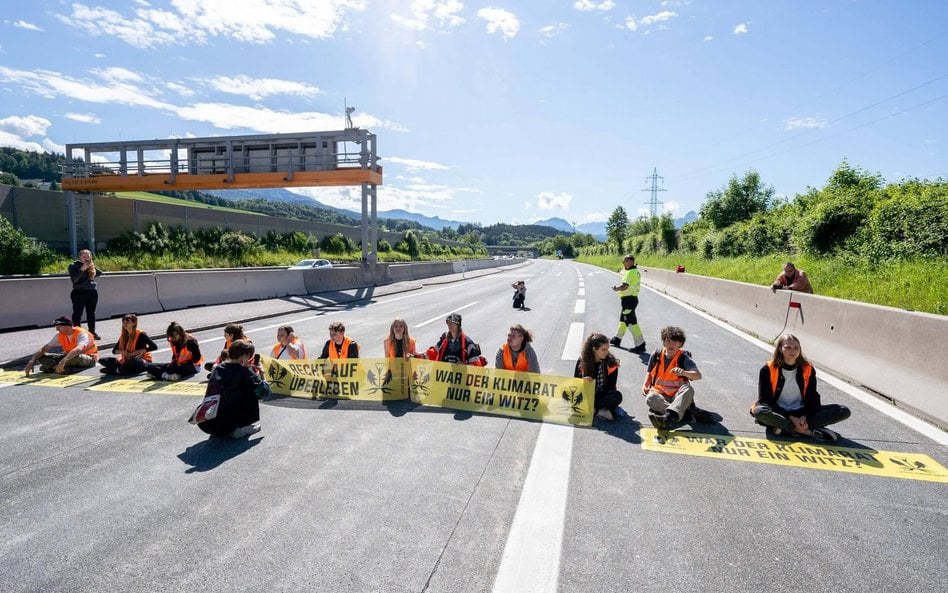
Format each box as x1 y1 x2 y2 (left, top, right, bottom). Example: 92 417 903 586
641 167 667 218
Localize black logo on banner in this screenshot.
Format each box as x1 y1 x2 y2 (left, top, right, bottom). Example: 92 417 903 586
366 362 394 395
561 386 584 414
267 362 289 388
412 367 431 396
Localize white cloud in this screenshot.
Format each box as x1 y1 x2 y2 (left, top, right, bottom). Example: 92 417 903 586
391 0 465 31
0 66 404 134
478 7 520 40
703 35 713 42
386 156 450 172
574 0 615 11
0 115 52 137
537 191 572 210
64 113 102 124
166 81 196 97
288 180 463 213
577 211 608 223
524 201 532 209
13 20 43 32
784 116 827 130
662 200 681 215
734 22 749 35
199 74 321 101
539 23 569 39
640 11 677 26
619 11 677 32
0 131 47 153
57 0 367 48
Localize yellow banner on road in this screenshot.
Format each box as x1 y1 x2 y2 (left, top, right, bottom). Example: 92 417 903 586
260 356 410 401
86 378 207 396
0 369 97 387
641 429 948 483
409 359 594 427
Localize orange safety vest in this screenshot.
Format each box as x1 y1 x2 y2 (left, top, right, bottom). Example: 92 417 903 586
272 338 306 359
502 343 530 371
57 327 99 359
767 361 812 398
171 340 204 370
385 337 416 359
327 336 356 361
119 328 152 363
438 333 471 363
644 349 687 397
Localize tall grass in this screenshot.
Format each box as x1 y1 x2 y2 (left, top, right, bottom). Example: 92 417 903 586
577 253 948 316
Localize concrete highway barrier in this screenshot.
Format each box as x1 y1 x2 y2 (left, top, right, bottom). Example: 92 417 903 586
642 266 948 427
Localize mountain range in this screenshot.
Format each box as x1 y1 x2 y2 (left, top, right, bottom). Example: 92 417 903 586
205 189 697 237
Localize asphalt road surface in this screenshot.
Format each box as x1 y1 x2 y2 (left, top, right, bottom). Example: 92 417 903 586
1 259 945 593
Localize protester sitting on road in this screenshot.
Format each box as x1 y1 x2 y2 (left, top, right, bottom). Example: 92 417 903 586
573 332 622 421
750 333 850 441
145 321 204 381
770 262 813 293
642 326 706 430
495 324 540 373
98 313 158 375
205 324 251 372
429 313 483 365
384 319 418 359
271 325 307 360
320 321 359 360
511 280 527 310
196 340 263 438
24 316 99 376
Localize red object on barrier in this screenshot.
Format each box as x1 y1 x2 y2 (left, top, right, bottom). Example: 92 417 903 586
789 301 801 309
676 265 686 273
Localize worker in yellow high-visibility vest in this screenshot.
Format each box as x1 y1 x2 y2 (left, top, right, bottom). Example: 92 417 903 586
610 255 647 353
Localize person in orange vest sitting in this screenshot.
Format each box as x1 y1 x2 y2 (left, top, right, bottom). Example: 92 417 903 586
24 316 99 375
750 333 850 441
495 324 540 373
205 324 251 372
320 321 359 360
98 313 158 375
145 321 204 381
272 325 307 360
384 319 418 359
429 313 483 365
642 326 704 430
574 333 622 421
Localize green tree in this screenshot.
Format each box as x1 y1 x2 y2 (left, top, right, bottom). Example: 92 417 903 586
0 172 21 186
0 216 57 274
699 170 774 229
605 206 630 252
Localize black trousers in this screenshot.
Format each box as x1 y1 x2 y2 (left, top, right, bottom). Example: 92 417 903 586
70 289 98 333
751 403 850 432
596 389 623 413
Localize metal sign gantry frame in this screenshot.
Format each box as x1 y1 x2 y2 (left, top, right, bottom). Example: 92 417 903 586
61 129 383 262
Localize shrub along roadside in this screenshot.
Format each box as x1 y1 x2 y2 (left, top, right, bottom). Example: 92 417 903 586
577 253 948 316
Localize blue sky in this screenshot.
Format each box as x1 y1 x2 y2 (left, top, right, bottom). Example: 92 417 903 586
1 1 946 226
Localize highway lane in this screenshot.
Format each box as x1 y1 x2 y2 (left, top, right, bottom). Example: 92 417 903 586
0 258 945 593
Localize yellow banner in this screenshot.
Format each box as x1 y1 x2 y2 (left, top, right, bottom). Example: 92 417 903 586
85 378 207 396
0 369 97 387
641 429 948 483
409 359 594 427
260 356 410 401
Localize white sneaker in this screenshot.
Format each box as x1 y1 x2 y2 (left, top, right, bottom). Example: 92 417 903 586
165 373 180 382
229 424 261 438
596 408 615 421
160 372 169 380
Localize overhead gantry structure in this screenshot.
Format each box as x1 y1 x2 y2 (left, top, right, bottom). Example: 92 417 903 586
61 128 383 261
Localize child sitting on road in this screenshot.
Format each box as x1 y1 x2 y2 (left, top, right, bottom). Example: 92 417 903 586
642 326 707 429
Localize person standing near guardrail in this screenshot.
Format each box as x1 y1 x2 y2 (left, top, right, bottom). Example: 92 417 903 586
750 334 849 441
770 262 813 293
320 321 360 360
68 249 102 340
610 255 646 353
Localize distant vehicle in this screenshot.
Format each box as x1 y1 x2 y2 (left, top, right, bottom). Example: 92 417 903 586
288 258 333 270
